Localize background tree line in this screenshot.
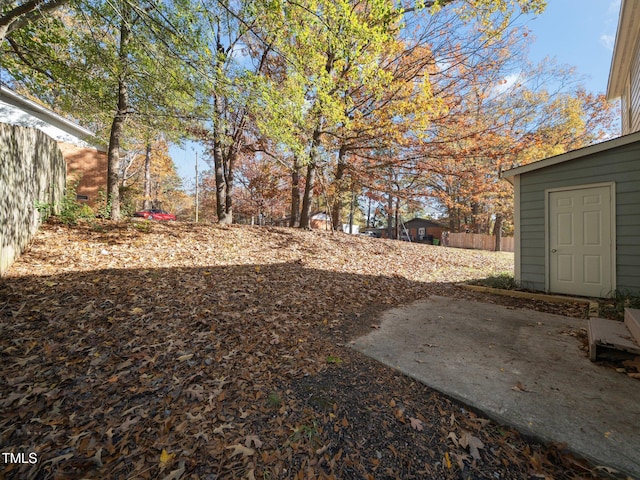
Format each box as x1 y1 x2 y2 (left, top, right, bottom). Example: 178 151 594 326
1 0 617 234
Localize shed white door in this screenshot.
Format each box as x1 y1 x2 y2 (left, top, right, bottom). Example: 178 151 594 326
549 185 613 297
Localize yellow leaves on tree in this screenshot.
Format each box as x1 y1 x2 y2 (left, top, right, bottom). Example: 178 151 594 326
121 138 184 213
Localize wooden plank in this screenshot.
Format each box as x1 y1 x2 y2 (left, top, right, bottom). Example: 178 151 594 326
625 308 640 345
588 317 640 362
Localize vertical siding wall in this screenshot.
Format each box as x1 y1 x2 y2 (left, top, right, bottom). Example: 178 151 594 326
0 123 66 275
629 37 640 134
519 142 640 295
622 83 630 135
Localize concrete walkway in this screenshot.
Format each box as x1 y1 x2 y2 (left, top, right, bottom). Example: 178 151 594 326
351 296 640 478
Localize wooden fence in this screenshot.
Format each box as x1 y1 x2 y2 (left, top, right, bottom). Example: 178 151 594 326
445 232 514 252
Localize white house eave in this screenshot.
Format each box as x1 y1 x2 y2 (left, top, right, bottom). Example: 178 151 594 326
501 130 640 179
607 0 640 100
0 85 105 151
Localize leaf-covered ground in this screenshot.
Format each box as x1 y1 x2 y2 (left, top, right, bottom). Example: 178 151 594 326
0 221 618 479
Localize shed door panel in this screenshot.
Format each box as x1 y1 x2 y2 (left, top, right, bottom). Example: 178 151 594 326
549 186 612 297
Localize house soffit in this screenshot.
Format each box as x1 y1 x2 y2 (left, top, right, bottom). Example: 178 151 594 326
607 0 640 99
0 85 105 151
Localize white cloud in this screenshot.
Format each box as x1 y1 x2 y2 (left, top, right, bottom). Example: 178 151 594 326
600 34 615 51
600 0 621 52
607 0 621 16
494 73 521 94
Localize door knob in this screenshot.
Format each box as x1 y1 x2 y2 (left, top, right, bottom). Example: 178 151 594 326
551 249 557 253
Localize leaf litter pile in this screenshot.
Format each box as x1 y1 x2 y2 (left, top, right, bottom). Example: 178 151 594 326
0 221 620 479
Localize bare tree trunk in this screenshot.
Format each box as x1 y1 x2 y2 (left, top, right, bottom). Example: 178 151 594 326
222 124 245 225
143 142 152 209
211 28 231 224
493 213 503 251
386 192 394 239
213 131 226 222
299 129 322 229
106 4 131 221
394 197 400 240
299 163 316 229
331 145 348 231
107 106 124 220
300 50 334 230
289 157 301 227
221 149 235 224
348 189 355 234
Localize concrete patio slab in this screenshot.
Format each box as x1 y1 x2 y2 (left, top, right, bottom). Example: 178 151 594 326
351 296 640 478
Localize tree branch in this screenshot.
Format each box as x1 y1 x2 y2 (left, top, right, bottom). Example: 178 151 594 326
0 0 69 42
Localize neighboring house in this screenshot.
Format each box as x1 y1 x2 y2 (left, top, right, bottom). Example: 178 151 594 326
402 217 445 244
501 0 640 298
0 84 107 206
310 212 331 231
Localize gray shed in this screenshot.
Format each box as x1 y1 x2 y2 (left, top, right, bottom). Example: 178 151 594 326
502 132 640 298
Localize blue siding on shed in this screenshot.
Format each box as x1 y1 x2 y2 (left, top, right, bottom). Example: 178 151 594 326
518 141 640 296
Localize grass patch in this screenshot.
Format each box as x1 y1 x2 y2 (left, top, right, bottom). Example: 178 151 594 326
287 421 320 446
467 273 520 290
598 290 640 321
266 392 282 409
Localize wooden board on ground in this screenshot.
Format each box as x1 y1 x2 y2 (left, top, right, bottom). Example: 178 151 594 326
588 316 640 361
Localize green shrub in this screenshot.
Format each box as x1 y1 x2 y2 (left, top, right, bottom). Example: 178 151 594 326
36 181 95 225
57 182 95 225
96 189 112 219
35 200 55 221
469 273 520 290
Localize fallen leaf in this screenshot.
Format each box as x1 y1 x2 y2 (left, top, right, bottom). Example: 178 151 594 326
226 444 255 458
159 449 175 470
511 382 529 392
316 445 329 455
460 430 484 460
245 435 263 449
409 417 424 431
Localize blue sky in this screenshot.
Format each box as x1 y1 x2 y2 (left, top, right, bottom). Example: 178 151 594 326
523 0 621 94
172 0 623 184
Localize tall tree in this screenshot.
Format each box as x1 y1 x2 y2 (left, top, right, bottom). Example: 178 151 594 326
422 60 618 234
185 0 276 224
3 0 202 219
120 137 182 210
